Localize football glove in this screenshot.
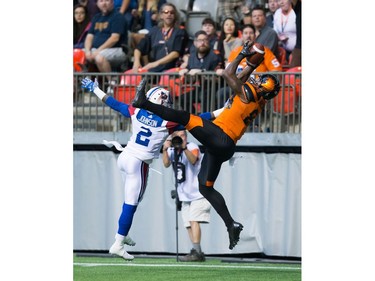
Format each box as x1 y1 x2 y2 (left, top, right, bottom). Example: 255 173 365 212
81 77 98 92
237 41 256 60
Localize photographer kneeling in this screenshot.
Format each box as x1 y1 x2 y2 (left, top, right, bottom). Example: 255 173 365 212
162 130 211 262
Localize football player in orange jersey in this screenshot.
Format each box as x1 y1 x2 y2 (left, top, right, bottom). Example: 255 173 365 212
216 23 282 127
132 41 280 250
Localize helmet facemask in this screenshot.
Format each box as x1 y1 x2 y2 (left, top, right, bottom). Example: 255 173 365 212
146 87 173 107
251 74 280 100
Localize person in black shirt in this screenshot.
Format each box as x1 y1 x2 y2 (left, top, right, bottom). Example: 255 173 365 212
178 30 224 114
132 2 188 73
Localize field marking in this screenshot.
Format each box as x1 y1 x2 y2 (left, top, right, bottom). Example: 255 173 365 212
74 262 300 271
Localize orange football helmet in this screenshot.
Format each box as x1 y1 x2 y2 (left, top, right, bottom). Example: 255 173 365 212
251 74 280 100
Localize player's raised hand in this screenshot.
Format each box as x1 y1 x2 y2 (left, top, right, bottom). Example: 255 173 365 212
81 77 98 92
238 41 255 59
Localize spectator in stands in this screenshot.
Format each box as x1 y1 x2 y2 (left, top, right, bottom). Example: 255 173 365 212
217 17 243 67
251 5 279 57
266 0 279 28
74 4 92 49
178 30 224 113
129 0 167 50
132 2 188 73
216 23 282 109
201 18 221 56
78 0 100 20
229 24 282 73
133 0 166 32
290 0 301 67
240 5 252 28
180 17 222 69
273 0 296 61
84 0 127 93
116 0 139 37
217 0 246 25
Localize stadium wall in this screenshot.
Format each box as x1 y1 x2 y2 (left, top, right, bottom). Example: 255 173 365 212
73 132 301 257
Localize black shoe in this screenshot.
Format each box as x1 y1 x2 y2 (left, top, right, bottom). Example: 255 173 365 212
228 221 243 250
179 249 205 262
132 78 147 108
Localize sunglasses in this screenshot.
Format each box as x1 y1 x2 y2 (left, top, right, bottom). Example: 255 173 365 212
162 10 175 15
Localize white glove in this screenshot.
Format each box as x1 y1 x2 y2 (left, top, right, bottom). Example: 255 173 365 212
81 77 106 100
81 77 98 92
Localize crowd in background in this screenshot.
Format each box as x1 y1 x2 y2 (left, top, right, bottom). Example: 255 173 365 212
73 0 301 106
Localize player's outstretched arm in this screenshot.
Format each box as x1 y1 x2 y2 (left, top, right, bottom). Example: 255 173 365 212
223 42 254 93
81 77 108 102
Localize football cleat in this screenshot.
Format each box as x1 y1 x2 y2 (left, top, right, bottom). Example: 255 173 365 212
228 221 243 250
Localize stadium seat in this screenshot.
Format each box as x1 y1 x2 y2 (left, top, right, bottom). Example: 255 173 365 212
285 66 302 97
190 0 219 22
184 11 211 38
73 49 86 72
273 87 297 114
113 68 148 103
167 0 191 22
273 66 302 114
158 68 198 98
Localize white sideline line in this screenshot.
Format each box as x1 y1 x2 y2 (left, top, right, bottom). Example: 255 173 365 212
73 262 300 271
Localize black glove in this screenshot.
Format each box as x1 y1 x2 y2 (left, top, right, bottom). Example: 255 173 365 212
237 41 256 60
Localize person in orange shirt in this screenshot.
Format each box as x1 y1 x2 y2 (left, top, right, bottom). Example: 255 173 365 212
228 24 282 73
131 41 280 250
216 24 282 130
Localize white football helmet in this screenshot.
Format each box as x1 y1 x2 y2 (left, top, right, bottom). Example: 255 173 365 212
146 87 172 107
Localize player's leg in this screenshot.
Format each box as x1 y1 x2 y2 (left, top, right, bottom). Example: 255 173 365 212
198 152 233 226
198 151 243 250
109 153 149 260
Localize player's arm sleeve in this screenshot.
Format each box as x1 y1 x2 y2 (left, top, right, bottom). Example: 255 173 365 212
199 112 214 120
105 96 131 117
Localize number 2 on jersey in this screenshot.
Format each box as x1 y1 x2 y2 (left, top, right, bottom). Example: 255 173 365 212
135 126 152 146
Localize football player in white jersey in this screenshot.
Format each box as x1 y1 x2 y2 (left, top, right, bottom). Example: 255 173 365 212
81 77 215 260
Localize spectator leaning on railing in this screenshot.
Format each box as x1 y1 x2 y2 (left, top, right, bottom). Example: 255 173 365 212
178 30 224 114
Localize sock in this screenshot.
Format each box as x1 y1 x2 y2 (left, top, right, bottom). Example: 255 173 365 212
114 233 125 247
199 185 234 229
193 243 202 253
117 203 137 236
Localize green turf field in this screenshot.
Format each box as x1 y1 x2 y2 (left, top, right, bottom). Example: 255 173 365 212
73 254 301 281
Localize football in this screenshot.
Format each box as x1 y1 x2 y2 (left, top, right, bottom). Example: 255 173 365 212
246 43 265 66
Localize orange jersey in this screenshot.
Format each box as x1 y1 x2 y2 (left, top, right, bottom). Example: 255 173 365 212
228 45 282 72
213 94 263 143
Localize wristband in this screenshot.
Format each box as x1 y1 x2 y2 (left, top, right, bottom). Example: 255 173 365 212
182 147 187 150
212 107 224 118
93 87 106 100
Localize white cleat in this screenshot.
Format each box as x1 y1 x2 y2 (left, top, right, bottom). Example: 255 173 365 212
123 235 136 246
109 244 134 260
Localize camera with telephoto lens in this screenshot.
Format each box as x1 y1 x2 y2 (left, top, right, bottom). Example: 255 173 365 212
171 136 183 149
